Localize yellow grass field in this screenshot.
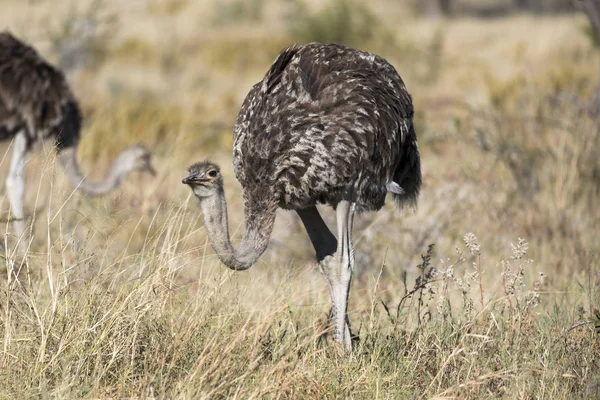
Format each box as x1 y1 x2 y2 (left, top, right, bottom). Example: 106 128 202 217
0 0 599 398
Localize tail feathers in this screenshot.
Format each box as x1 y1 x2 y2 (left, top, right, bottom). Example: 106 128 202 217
391 123 421 209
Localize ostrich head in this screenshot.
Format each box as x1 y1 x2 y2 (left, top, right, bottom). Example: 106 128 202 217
182 161 223 198
117 144 156 177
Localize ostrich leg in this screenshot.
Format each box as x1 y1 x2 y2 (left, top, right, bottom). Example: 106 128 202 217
6 131 28 250
298 202 356 350
328 200 356 350
297 206 337 262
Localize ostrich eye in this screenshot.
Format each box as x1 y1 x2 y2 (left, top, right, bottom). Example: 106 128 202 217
207 170 218 178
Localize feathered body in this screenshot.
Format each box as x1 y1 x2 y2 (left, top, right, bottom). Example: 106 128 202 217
184 43 421 347
0 32 81 151
233 43 421 216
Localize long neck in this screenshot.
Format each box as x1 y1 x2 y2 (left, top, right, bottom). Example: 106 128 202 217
57 147 127 196
199 189 276 271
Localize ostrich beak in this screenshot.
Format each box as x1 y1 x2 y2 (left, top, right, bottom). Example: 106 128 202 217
139 152 156 176
146 164 157 177
182 175 201 185
182 174 210 185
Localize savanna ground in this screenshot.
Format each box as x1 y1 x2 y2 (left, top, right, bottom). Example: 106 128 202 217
0 0 599 398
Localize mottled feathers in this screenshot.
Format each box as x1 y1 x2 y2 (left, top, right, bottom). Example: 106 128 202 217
0 31 81 151
233 43 421 213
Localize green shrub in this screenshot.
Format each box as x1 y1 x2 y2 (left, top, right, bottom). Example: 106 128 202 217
284 0 392 51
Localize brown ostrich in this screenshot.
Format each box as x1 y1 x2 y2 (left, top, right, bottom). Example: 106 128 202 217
0 32 155 247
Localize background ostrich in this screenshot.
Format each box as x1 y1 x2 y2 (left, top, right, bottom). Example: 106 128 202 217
0 31 155 247
183 43 421 350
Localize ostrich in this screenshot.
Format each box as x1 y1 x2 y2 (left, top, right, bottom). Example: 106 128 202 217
182 43 421 350
0 32 155 246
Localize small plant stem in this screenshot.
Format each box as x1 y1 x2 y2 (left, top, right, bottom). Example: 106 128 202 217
477 252 484 313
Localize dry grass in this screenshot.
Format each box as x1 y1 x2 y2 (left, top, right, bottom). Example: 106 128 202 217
0 0 599 398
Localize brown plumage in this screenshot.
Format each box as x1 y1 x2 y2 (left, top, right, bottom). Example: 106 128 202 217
233 43 420 213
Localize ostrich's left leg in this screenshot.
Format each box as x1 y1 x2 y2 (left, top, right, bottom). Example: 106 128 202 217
6 131 28 251
297 206 337 262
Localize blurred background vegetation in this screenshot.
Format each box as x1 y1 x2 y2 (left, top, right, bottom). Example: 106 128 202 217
0 0 599 397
